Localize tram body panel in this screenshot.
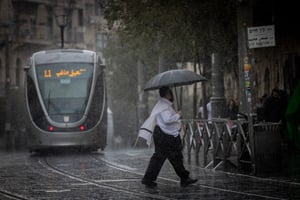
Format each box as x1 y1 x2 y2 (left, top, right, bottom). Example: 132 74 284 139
26 120 107 150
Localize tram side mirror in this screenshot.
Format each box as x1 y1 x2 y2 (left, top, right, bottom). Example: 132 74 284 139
23 65 30 72
97 55 106 69
99 64 106 68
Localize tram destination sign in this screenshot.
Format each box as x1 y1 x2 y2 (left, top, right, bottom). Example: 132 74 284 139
43 68 87 78
37 64 92 80
247 25 275 49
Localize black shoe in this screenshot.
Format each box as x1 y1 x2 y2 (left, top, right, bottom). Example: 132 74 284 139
142 179 157 188
180 177 198 187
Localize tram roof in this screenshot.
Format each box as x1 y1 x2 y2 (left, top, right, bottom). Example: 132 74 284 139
32 49 97 64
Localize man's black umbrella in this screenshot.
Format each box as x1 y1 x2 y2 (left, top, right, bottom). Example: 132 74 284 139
144 69 207 91
143 69 207 109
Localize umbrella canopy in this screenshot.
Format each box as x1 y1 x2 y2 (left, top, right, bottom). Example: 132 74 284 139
143 69 207 91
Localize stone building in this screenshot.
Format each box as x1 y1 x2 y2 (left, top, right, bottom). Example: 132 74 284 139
0 0 108 95
0 0 108 149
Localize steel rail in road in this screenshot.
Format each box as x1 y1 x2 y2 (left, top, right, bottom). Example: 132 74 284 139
92 154 288 200
39 157 175 200
0 151 294 200
0 189 31 200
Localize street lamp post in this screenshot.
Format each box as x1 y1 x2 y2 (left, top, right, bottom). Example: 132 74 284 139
55 13 69 48
55 1 75 48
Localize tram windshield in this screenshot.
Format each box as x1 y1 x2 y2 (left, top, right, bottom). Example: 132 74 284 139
36 63 94 115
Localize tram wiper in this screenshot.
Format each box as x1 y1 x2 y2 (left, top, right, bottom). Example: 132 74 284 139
46 90 61 114
47 90 51 113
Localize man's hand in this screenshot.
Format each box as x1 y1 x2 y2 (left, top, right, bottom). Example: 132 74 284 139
177 110 183 117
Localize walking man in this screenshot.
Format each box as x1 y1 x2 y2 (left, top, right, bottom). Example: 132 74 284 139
140 86 198 188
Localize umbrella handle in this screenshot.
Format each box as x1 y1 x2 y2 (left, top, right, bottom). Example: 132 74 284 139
174 87 181 111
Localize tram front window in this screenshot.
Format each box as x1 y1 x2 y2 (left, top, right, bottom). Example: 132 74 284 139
36 63 93 116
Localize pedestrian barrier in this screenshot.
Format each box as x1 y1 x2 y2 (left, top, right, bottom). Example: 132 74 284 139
181 119 214 168
181 118 248 170
134 116 281 174
181 117 281 173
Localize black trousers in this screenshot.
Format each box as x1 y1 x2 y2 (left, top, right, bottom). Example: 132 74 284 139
142 126 189 182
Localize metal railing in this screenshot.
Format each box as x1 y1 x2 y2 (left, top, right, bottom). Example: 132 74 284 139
181 117 253 171
134 115 281 174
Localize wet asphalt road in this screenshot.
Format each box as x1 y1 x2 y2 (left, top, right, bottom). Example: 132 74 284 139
0 148 299 200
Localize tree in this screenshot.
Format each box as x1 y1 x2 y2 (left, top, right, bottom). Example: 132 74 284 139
98 0 238 143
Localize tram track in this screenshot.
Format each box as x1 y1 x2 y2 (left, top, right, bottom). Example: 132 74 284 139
39 155 176 200
0 150 293 200
90 153 289 200
0 189 31 200
37 151 288 200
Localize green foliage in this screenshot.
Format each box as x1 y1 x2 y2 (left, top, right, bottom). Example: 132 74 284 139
104 36 137 102
99 0 237 62
97 0 238 144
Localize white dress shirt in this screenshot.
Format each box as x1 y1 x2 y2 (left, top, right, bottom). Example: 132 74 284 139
156 98 181 137
138 97 169 145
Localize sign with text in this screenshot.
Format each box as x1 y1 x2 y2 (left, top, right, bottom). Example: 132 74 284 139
247 25 275 49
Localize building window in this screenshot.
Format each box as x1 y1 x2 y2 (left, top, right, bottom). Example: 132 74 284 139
37 5 47 25
95 5 102 16
0 59 2 77
0 59 3 88
85 3 93 16
96 33 107 50
264 68 270 94
78 9 83 26
16 58 21 87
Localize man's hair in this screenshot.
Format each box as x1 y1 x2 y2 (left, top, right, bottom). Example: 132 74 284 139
159 86 172 97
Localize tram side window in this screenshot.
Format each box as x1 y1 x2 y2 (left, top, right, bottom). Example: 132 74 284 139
27 76 45 126
86 72 105 127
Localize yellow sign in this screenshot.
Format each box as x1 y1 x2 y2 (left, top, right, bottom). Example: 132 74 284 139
44 69 52 78
244 64 251 71
43 68 87 78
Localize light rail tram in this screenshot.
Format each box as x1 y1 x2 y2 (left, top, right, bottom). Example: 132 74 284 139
24 49 107 152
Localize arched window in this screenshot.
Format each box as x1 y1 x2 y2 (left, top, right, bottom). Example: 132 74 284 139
36 4 48 40
16 58 21 87
226 78 232 98
0 58 3 90
264 68 270 94
0 58 2 78
37 4 47 25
